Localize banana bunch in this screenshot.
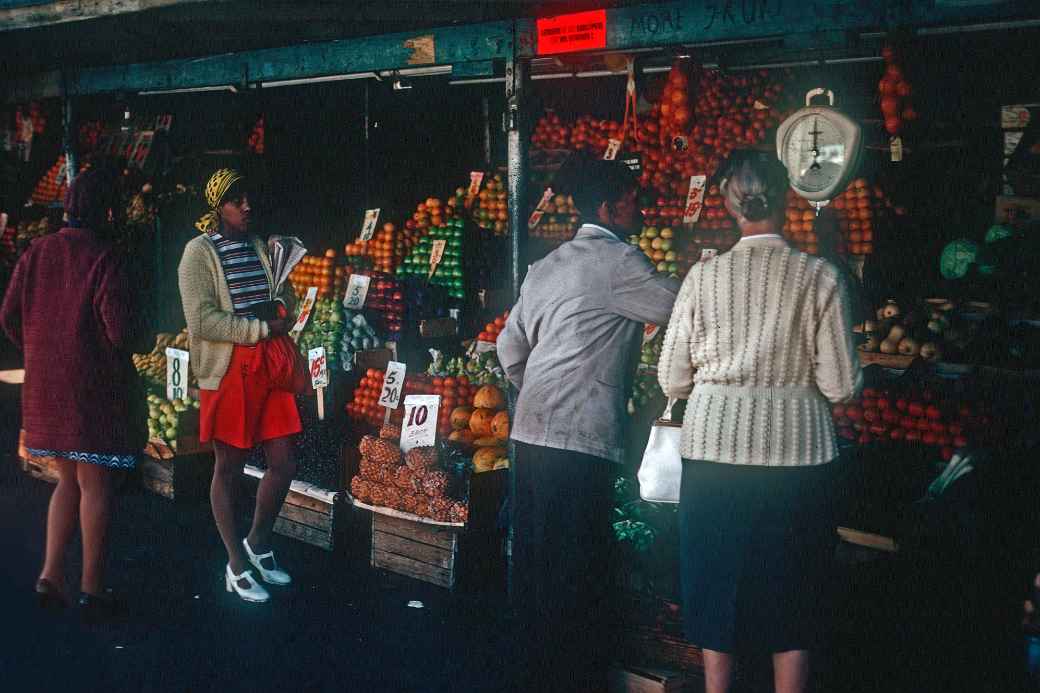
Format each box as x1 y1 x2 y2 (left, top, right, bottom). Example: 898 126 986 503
133 329 191 387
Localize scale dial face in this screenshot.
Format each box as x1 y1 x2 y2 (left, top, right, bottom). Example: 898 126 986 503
776 102 862 203
783 115 846 193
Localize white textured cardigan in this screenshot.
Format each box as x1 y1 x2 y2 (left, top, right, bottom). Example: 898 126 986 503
657 235 862 466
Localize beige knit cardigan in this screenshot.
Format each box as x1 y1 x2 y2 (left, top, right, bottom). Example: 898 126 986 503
657 235 861 466
177 234 292 390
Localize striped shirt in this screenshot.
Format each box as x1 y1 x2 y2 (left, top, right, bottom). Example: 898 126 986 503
207 230 270 317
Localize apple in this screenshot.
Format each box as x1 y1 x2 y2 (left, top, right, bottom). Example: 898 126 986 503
845 405 862 422
905 429 921 442
838 427 856 441
926 405 942 420
922 431 938 446
858 432 872 445
929 421 946 434
919 342 941 361
895 398 909 412
953 435 968 448
897 337 920 356
832 404 846 418
888 325 907 341
862 388 879 399
908 402 924 417
882 409 900 424
862 398 877 411
881 301 901 319
877 397 891 410
940 446 955 461
890 428 905 440
916 418 932 431
880 338 900 354
870 423 888 437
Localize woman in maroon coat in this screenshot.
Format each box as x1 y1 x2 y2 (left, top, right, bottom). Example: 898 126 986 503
0 168 146 617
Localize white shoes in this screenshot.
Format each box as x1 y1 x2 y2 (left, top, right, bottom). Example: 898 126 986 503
225 564 270 603
242 537 292 586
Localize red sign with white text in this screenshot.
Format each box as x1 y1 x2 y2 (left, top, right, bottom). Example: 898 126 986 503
536 10 607 55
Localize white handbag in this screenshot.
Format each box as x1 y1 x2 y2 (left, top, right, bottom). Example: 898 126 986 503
637 398 683 504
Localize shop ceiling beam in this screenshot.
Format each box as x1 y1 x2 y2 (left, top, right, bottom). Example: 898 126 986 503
516 0 1040 56
0 0 221 33
63 20 512 95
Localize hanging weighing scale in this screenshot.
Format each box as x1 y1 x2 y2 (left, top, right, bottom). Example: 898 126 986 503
776 88 863 214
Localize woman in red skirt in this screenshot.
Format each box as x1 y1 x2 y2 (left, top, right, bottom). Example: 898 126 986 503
178 169 301 604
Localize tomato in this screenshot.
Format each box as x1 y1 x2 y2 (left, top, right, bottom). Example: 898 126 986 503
845 406 862 422
889 428 905 441
895 398 908 412
904 429 921 442
940 446 955 462
953 435 968 448
443 377 457 389
432 377 444 388
861 398 877 411
908 402 924 417
876 398 891 411
857 432 872 445
869 423 888 437
457 375 469 387
929 421 946 435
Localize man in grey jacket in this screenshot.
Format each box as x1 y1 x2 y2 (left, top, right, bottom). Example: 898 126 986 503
498 155 679 691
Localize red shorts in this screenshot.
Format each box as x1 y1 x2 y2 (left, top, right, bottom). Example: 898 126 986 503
200 344 302 450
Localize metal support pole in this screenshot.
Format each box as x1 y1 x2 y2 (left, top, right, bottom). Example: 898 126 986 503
364 80 371 209
504 52 528 606
61 72 77 185
481 95 492 169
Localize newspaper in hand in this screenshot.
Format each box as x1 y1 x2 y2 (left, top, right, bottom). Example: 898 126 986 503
267 235 307 298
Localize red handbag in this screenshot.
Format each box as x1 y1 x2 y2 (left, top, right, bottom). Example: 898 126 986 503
258 334 310 394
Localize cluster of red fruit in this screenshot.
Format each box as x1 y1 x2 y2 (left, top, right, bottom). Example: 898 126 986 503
476 310 509 343
877 46 917 136
78 121 104 153
832 386 992 461
247 115 265 155
346 370 434 428
531 112 570 150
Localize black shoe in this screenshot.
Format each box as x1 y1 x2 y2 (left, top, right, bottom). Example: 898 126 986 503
78 590 120 623
35 579 69 610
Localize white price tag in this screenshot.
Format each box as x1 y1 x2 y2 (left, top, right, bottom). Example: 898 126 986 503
289 287 318 341
360 208 380 241
683 175 707 225
342 274 371 310
467 171 485 197
528 187 554 229
165 348 190 401
378 361 408 410
603 138 622 160
400 395 441 452
890 136 903 163
428 239 447 279
308 347 329 389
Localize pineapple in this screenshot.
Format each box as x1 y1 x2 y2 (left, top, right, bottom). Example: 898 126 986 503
368 483 387 507
382 485 403 510
449 501 469 524
379 422 402 441
368 438 403 466
359 458 382 482
359 434 377 456
394 466 422 494
413 497 432 518
405 446 438 474
400 493 419 514
350 476 372 503
422 469 449 498
428 496 452 522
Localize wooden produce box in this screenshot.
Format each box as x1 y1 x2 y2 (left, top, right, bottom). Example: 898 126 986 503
243 466 344 551
17 430 60 484
371 513 460 589
858 351 916 369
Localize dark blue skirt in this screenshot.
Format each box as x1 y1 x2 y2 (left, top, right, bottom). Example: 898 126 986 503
678 458 843 654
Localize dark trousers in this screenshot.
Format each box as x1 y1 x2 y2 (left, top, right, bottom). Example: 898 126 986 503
511 441 617 693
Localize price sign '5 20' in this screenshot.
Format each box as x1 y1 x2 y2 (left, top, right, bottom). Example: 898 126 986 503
378 361 407 410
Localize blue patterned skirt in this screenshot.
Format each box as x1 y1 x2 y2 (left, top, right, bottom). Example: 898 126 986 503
26 448 138 470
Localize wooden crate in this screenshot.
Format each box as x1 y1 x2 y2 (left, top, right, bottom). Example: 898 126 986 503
138 452 214 501
17 430 60 483
243 466 343 551
371 513 459 589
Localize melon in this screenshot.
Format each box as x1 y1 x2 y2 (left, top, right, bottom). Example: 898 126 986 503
473 385 506 410
450 406 474 430
469 407 497 437
473 446 505 473
490 410 510 441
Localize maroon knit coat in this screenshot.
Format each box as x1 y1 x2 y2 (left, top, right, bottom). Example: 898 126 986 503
0 228 148 454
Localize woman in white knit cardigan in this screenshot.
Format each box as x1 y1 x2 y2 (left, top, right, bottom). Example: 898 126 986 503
658 150 861 693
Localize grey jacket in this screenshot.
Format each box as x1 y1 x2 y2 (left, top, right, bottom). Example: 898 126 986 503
498 224 680 462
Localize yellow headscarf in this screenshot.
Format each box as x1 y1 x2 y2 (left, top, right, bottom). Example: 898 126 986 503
195 168 243 233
